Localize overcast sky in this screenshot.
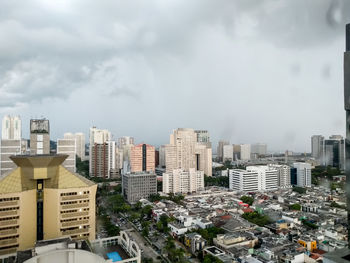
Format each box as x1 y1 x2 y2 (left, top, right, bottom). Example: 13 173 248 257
1 0 350 153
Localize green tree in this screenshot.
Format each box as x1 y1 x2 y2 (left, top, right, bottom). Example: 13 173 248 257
289 203 301 211
240 195 254 206
242 211 271 227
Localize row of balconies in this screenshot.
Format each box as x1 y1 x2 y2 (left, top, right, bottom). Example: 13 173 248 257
61 211 89 219
0 220 18 227
0 238 18 247
0 210 18 218
0 201 18 208
0 228 17 237
61 219 89 228
62 227 89 235
61 202 89 210
61 194 89 201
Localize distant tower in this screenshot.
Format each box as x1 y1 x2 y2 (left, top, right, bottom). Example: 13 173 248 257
30 119 50 155
344 23 350 248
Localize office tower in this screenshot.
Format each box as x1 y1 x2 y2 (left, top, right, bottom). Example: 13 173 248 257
233 145 241 160
324 135 345 169
217 140 229 162
118 136 134 148
30 119 50 155
343 23 350 248
162 168 204 194
311 135 324 160
1 115 21 140
229 166 278 192
159 145 166 167
64 133 85 160
195 130 211 146
0 154 97 255
122 172 157 203
268 164 291 188
57 138 76 173
89 127 111 175
240 144 251 160
293 162 312 187
130 144 155 172
223 145 233 162
165 128 212 176
251 143 267 156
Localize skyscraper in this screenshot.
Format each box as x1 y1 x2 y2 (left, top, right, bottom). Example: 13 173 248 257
165 128 212 176
1 115 21 140
162 168 204 194
217 140 229 162
89 127 111 175
118 136 134 148
324 135 345 170
251 143 267 156
0 154 97 255
130 144 155 172
57 138 76 173
64 132 85 160
311 135 324 160
293 162 312 187
240 144 251 161
195 130 210 146
30 119 50 155
223 145 233 162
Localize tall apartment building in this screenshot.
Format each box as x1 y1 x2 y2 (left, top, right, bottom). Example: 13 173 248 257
118 136 134 148
2 116 21 140
165 128 212 176
130 144 155 172
162 168 204 194
311 135 324 160
90 141 119 178
0 154 97 255
233 145 241 160
30 119 50 155
1 116 23 176
223 145 233 162
251 143 267 156
268 164 291 188
64 133 85 160
57 138 76 173
89 127 111 175
229 166 278 192
293 162 312 187
159 145 166 167
107 141 120 178
324 135 345 170
240 144 251 160
217 140 229 162
122 172 157 203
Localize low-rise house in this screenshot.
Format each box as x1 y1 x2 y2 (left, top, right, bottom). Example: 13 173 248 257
184 232 207 254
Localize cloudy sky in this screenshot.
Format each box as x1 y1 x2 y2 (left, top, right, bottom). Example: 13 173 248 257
1 0 350 153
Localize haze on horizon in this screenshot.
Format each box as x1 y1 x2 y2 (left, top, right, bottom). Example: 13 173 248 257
0 0 349 153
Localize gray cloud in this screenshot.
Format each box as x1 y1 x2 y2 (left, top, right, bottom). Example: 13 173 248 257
0 0 349 152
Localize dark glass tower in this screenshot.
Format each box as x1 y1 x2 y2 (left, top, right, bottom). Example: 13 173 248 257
344 23 350 248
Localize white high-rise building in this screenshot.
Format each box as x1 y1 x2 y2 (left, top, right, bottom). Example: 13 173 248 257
223 145 233 162
107 141 119 178
89 127 111 174
118 136 134 148
162 168 204 194
229 166 278 192
159 145 166 167
57 138 76 173
251 143 267 156
311 135 324 160
2 115 21 140
240 144 251 160
165 128 212 176
293 162 312 187
64 132 85 160
268 164 291 188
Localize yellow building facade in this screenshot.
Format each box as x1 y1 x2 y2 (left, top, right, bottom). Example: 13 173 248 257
0 155 97 255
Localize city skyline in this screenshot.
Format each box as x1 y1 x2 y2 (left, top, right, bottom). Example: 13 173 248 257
0 1 349 152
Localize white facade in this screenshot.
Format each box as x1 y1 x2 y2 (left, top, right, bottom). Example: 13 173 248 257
268 164 291 188
229 166 278 192
64 132 85 160
0 139 21 176
293 162 312 187
57 139 76 173
223 145 233 161
159 145 166 167
240 144 251 160
311 135 324 160
118 136 134 147
163 168 204 194
1 115 21 140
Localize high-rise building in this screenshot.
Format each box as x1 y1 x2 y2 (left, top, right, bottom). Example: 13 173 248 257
118 136 134 148
89 127 111 175
122 172 157 203
130 144 155 172
64 133 85 160
311 135 324 161
107 141 120 178
251 143 267 156
0 154 97 255
159 145 166 168
229 166 278 192
90 140 119 178
1 115 21 140
240 144 251 160
165 128 212 176
324 135 345 170
217 140 229 162
57 138 76 173
233 145 241 160
293 162 312 187
30 119 50 155
162 168 204 194
195 130 210 146
268 164 291 188
223 145 233 162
